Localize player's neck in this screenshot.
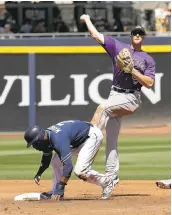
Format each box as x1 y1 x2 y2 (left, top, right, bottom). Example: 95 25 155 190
130 43 142 51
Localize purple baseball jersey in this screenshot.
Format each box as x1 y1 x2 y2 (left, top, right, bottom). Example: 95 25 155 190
102 36 156 91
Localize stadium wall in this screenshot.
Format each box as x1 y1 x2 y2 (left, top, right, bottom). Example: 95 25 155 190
0 50 170 131
0 36 170 131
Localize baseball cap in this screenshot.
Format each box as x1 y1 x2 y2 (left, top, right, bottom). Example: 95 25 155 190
131 26 146 36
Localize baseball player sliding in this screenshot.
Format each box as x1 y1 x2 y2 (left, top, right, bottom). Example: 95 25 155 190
24 120 118 200
80 15 155 188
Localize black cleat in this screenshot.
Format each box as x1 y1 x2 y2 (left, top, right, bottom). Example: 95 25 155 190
40 191 64 200
40 191 53 199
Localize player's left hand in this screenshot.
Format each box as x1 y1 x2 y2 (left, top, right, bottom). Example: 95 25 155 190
51 181 66 201
116 48 134 73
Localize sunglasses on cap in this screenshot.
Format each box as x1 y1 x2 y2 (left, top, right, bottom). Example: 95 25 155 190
131 30 145 36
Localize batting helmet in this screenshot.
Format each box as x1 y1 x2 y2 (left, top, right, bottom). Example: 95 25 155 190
24 125 46 148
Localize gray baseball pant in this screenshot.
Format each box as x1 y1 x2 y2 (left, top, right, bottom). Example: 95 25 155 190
94 88 141 178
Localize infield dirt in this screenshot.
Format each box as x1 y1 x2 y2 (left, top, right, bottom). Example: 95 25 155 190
0 180 170 215
0 126 170 215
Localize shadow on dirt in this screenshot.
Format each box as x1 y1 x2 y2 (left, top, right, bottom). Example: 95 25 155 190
112 194 151 197
38 193 151 202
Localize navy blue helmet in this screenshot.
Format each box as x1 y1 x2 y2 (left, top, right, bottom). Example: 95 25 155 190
24 125 46 148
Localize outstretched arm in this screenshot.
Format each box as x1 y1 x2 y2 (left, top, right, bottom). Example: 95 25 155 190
80 14 104 44
34 152 53 185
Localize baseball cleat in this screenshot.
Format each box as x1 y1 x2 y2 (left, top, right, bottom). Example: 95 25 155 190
40 191 64 200
40 191 53 199
101 176 119 200
156 180 171 189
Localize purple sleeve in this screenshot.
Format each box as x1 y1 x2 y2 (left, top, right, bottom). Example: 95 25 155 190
102 35 116 57
144 57 156 80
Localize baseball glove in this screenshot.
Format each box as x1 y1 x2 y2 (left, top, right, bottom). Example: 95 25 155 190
116 48 134 73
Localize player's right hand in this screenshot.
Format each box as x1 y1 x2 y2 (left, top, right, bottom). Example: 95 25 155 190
52 181 66 200
80 14 90 22
34 175 41 185
51 194 64 201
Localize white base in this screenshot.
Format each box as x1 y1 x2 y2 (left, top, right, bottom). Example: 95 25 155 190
14 193 41 201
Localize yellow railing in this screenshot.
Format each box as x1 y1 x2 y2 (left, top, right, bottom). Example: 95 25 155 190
0 45 170 54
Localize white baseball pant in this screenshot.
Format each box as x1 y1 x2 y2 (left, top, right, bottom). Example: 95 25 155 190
51 125 112 192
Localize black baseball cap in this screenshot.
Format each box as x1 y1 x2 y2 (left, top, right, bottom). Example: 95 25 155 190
131 26 146 36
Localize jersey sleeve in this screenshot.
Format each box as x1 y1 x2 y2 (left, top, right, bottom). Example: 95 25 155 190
101 35 116 58
144 56 156 80
54 137 73 178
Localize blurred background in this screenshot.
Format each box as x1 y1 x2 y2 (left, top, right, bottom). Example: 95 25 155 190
0 1 171 181
0 0 170 36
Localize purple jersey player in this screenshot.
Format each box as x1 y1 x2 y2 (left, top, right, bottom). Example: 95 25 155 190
80 14 155 193
103 36 155 91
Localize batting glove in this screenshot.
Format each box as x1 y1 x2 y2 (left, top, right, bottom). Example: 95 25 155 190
34 175 41 185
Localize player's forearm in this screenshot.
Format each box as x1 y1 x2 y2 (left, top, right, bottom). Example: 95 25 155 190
36 153 52 176
62 162 73 179
36 165 47 176
132 68 154 88
85 18 104 44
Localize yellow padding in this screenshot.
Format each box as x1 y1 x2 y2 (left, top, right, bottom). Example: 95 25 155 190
0 45 170 53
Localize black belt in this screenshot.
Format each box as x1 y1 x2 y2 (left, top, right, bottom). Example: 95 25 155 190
112 86 135 93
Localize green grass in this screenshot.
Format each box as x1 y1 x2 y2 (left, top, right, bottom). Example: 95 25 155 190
0 136 170 180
